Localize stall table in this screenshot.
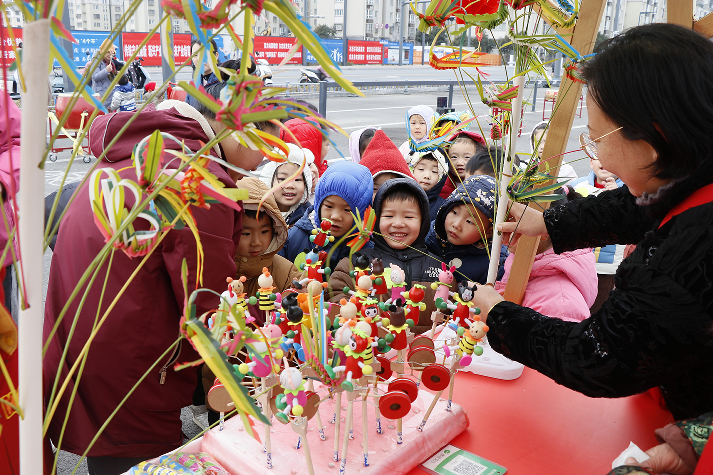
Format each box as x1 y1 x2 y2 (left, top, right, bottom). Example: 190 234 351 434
408 367 674 475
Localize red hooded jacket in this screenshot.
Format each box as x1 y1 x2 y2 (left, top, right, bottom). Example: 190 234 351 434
283 118 327 176
43 107 242 458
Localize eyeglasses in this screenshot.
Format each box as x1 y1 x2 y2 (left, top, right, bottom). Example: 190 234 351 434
579 127 623 161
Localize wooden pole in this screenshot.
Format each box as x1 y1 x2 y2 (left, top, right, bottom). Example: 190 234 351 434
19 18 50 475
502 0 608 304
668 0 694 28
694 11 713 37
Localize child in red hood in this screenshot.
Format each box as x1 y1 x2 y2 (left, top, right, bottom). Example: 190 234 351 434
441 130 487 199
283 118 330 177
359 130 415 200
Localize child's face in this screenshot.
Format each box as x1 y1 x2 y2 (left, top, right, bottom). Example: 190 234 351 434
449 141 477 180
319 195 353 238
308 162 319 191
273 163 306 212
443 203 492 246
409 114 428 140
321 138 330 160
412 158 440 191
590 157 617 184
372 172 399 200
236 213 273 257
534 129 547 159
379 197 422 249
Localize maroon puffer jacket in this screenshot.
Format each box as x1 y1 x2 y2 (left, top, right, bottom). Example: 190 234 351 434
44 107 242 458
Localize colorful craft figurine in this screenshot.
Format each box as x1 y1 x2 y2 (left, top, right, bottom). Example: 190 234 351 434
403 284 427 326
326 321 374 391
248 267 277 313
300 249 330 283
388 264 406 303
431 263 456 302
437 281 481 329
349 253 372 280
383 299 411 352
275 366 307 423
238 326 283 378
311 218 335 247
370 258 388 297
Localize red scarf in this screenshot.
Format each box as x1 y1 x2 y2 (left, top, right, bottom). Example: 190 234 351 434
659 182 713 228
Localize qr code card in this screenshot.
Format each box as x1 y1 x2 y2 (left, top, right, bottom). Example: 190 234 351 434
421 445 507 475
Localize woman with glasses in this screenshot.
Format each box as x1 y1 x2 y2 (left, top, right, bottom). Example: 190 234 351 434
470 22 713 445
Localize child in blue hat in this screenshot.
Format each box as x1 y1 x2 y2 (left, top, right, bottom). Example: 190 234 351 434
279 160 374 270
426 175 507 284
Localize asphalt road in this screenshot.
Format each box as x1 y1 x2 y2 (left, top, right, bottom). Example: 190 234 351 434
49 67 586 474
146 63 523 85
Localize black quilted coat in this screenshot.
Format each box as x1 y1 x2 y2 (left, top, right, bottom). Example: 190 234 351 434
487 185 713 420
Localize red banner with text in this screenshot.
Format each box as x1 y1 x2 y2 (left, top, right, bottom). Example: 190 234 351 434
173 33 192 66
347 40 382 64
121 32 163 66
0 28 22 66
253 36 301 65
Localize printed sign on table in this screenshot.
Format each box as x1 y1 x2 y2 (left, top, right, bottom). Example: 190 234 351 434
347 40 382 64
253 36 301 65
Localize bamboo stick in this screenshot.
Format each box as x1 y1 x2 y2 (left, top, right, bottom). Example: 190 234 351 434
19 19 50 475
339 399 354 475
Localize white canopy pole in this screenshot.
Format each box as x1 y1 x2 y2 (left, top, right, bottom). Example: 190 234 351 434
487 75 526 284
19 18 49 473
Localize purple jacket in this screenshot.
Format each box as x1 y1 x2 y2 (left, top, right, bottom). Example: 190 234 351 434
0 91 20 268
43 107 242 458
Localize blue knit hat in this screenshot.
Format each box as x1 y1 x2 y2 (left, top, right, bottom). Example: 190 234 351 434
434 175 497 242
314 161 374 220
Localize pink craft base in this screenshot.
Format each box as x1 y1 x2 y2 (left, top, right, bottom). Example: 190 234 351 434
202 388 469 475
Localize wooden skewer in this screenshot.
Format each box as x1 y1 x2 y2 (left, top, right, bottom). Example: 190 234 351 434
446 355 460 412
261 378 273 469
362 397 369 466
339 399 354 475
291 417 315 475
307 379 326 441
373 375 382 434
333 391 342 461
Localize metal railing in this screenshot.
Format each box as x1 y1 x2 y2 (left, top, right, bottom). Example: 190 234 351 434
316 79 477 117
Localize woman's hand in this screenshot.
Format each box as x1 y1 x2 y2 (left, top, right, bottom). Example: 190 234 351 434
106 61 114 74
470 283 505 323
624 443 693 475
498 201 548 249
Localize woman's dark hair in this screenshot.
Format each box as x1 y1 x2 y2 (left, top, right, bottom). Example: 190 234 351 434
359 129 376 156
191 38 218 54
217 59 256 77
581 23 713 216
466 146 504 177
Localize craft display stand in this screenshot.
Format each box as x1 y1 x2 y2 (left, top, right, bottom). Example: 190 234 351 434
202 385 468 475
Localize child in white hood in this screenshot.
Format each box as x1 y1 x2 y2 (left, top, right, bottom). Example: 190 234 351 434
529 121 577 180
259 143 314 226
399 105 435 157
